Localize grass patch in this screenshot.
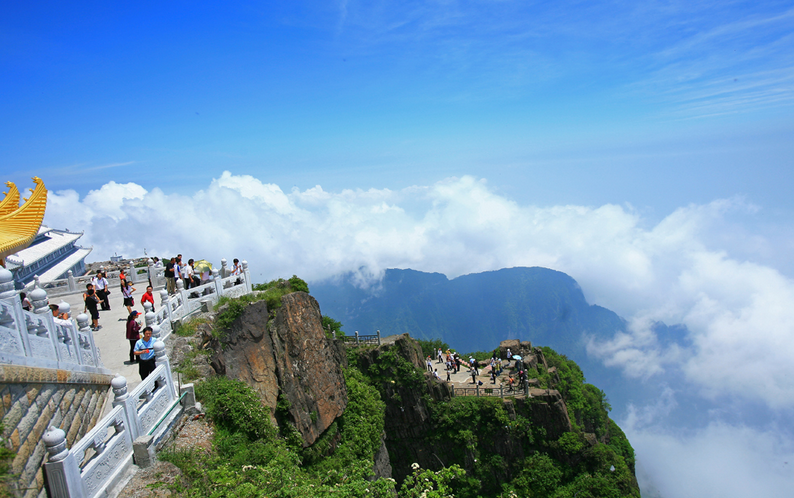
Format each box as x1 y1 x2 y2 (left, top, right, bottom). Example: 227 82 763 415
173 316 210 337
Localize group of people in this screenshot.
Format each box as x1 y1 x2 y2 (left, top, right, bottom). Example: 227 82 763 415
73 255 241 381
163 254 242 295
425 346 527 388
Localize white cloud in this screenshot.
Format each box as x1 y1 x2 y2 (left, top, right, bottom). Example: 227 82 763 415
42 172 794 410
627 416 794 498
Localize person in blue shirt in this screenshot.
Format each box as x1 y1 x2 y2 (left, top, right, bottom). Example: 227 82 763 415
134 326 157 380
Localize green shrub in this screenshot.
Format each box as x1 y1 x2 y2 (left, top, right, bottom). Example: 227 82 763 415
417 338 450 359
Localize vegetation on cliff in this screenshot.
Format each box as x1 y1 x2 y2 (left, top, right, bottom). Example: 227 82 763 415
164 281 639 497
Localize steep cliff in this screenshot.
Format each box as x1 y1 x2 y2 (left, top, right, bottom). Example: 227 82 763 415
172 288 639 497
208 292 348 446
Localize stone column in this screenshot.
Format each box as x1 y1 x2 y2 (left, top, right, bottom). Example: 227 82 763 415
212 269 223 296
220 258 228 278
146 258 155 288
67 270 77 292
112 375 141 441
159 289 173 324
32 285 61 361
43 427 87 498
77 313 102 367
154 340 177 397
242 260 252 294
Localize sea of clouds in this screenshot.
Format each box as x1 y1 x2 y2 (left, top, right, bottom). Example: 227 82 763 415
43 171 794 497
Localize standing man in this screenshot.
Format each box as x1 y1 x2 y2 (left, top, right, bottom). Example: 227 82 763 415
165 257 176 295
93 272 110 310
134 327 157 380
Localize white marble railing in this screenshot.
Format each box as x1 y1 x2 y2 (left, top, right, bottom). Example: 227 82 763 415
28 261 163 297
0 268 108 375
43 342 188 498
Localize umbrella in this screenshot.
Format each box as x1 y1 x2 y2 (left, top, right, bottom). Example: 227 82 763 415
193 260 213 274
512 355 523 361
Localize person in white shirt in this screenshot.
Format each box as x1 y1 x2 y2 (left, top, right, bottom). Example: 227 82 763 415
183 260 195 289
92 272 110 311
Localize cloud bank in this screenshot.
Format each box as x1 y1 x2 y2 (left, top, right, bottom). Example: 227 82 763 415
45 172 794 408
43 171 794 496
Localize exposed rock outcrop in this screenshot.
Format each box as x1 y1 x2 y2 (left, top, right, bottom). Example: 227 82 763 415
209 292 348 446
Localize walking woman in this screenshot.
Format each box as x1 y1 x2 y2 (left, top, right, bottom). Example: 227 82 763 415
122 280 136 314
126 311 141 364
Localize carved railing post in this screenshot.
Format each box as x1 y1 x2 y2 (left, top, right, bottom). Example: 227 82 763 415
355 331 360 346
146 258 155 288
376 329 381 346
159 289 170 317
151 323 162 340
154 340 177 397
242 260 252 294
220 258 228 278
212 269 223 296
31 285 62 361
67 270 77 292
112 375 140 441
43 427 86 498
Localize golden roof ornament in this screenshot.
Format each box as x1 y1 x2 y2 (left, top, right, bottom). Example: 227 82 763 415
0 177 48 267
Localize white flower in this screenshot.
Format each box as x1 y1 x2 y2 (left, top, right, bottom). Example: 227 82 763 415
411 462 420 470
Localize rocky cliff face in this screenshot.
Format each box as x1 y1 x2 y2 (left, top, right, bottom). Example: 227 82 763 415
209 292 348 446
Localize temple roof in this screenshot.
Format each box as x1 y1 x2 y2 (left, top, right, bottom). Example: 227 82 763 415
0 177 47 262
35 247 93 282
5 227 84 267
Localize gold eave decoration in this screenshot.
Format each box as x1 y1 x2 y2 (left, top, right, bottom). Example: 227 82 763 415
0 177 48 266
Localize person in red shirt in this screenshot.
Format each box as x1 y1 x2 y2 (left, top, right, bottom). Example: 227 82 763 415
140 285 155 311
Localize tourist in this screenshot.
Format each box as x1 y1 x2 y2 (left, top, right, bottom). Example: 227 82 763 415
433 369 440 380
140 285 155 312
437 348 443 363
231 258 242 276
471 369 477 384
183 259 195 289
126 311 141 364
84 288 101 330
426 356 433 372
446 369 451 382
122 280 136 314
92 272 110 311
20 292 32 311
165 257 176 294
134 326 156 380
506 348 512 365
187 259 200 287
119 268 127 290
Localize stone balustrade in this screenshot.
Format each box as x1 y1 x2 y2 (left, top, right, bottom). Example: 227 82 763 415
0 267 109 376
43 341 193 498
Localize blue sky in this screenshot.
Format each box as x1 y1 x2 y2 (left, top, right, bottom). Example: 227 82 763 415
4 1 794 215
4 2 794 497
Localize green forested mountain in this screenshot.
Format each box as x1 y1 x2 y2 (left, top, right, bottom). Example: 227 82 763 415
313 267 626 357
